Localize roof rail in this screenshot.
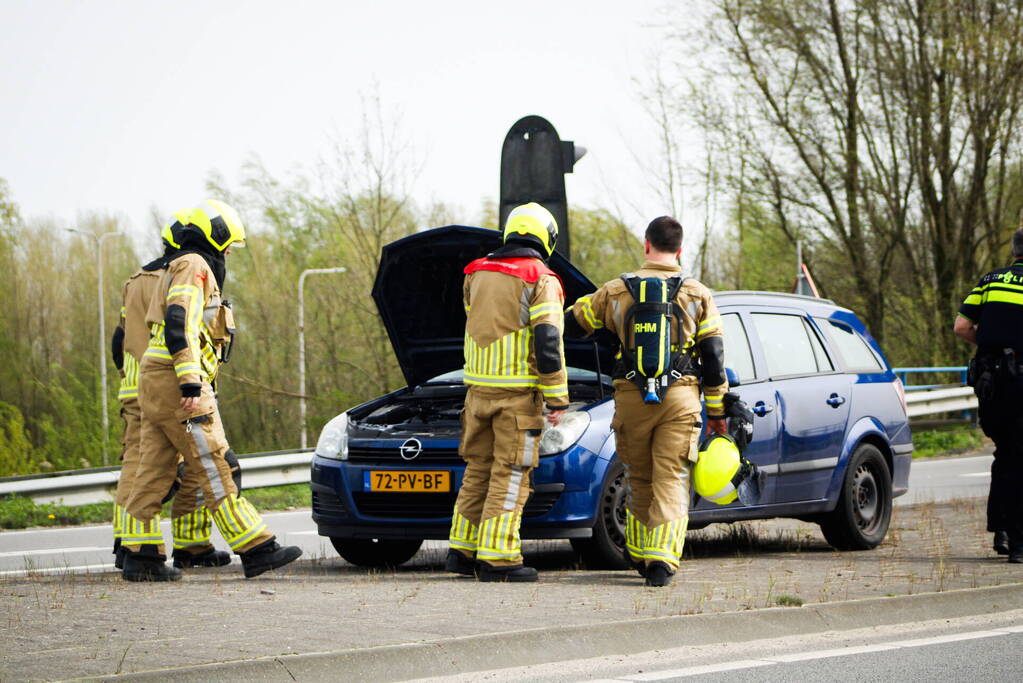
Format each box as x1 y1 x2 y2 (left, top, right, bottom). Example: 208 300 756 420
713 289 837 306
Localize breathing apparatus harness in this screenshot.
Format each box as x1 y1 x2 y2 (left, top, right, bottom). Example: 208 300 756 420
617 274 699 404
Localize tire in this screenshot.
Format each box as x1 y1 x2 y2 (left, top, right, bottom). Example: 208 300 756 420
571 460 630 569
819 444 892 551
329 538 423 568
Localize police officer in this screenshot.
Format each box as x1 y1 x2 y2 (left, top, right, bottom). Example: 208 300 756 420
954 226 1023 564
446 203 568 583
110 210 229 571
566 216 727 587
122 200 302 581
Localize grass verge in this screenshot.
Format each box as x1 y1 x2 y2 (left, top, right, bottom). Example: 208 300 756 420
911 424 985 459
0 483 309 530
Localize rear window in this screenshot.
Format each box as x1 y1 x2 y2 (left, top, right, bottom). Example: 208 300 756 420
820 319 883 372
722 313 755 382
752 313 822 377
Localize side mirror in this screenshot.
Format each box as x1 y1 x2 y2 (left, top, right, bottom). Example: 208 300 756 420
725 367 741 387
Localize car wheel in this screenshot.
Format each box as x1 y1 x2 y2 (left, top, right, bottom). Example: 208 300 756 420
329 538 423 568
570 460 630 569
819 443 892 551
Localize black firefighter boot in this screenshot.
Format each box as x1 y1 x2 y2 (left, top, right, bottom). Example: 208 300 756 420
112 538 126 570
994 530 1011 556
445 549 477 576
477 562 538 583
172 547 232 569
644 561 674 588
122 545 182 582
1009 532 1023 565
240 538 303 578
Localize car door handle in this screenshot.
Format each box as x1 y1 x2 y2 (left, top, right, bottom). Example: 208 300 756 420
827 393 847 408
753 401 774 417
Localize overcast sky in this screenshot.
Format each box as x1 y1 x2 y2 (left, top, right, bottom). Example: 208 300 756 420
1 0 695 251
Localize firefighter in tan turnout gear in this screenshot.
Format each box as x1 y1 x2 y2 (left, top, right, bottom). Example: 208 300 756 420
446 203 568 582
566 216 728 587
122 200 302 581
110 211 229 571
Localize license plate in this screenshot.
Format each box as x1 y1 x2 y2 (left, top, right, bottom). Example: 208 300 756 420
364 470 451 492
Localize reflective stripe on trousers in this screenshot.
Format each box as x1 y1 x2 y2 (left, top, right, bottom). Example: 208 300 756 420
172 507 213 549
642 517 688 569
120 512 163 546
211 494 267 551
448 505 479 553
476 510 524 563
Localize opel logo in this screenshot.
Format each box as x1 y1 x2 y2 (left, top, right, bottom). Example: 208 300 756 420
400 438 423 460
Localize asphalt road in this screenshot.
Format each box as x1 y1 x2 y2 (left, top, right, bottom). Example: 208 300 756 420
420 610 1023 683
0 452 994 577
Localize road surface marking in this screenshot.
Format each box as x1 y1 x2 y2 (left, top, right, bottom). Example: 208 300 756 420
961 472 991 478
0 546 109 558
595 627 1017 681
0 563 115 578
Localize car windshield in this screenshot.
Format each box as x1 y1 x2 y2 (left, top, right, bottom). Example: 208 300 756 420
424 368 610 385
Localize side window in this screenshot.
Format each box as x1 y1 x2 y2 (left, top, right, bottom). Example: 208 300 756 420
804 319 834 372
821 319 883 372
721 313 755 382
751 313 819 377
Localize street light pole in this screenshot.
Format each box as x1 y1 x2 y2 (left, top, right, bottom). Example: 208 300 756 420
68 228 126 465
298 267 346 449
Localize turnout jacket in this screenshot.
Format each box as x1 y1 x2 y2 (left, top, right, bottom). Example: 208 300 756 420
112 269 163 401
143 253 229 396
462 249 569 408
568 261 728 418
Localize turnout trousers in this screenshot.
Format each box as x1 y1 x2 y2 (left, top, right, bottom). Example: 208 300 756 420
449 386 544 567
612 381 700 571
124 362 273 555
979 390 1023 546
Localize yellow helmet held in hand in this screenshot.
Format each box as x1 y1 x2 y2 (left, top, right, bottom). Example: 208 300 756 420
186 200 247 252
694 434 746 505
503 202 558 257
160 208 192 250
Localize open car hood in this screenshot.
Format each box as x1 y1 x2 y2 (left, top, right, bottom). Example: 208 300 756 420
372 225 617 389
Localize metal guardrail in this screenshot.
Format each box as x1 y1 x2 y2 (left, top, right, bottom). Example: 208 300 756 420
894 366 977 418
0 367 977 507
0 449 315 506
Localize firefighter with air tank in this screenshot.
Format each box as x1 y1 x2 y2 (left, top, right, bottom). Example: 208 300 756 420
565 216 728 586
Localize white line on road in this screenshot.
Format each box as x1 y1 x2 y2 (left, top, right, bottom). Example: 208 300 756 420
592 627 1018 681
961 472 991 478
0 546 109 558
0 563 115 578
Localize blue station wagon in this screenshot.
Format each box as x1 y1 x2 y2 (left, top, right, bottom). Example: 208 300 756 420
310 225 912 568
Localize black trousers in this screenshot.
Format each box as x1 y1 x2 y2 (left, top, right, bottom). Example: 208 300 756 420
978 390 1023 544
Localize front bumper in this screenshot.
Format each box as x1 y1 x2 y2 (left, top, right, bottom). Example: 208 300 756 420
310 441 607 541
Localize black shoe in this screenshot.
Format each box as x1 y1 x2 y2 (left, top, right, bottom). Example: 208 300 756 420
622 546 646 577
445 549 476 576
122 548 182 582
240 539 302 578
1010 546 1023 564
644 561 674 587
994 531 1011 555
172 548 232 568
113 538 125 570
478 563 538 583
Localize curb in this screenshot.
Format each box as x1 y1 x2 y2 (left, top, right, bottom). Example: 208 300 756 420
83 582 1023 682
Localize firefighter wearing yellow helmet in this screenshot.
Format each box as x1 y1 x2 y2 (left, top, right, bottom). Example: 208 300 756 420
446 202 568 582
110 210 235 571
122 200 301 581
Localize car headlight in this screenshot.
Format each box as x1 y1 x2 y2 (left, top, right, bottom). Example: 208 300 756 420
315 412 349 460
539 410 591 456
